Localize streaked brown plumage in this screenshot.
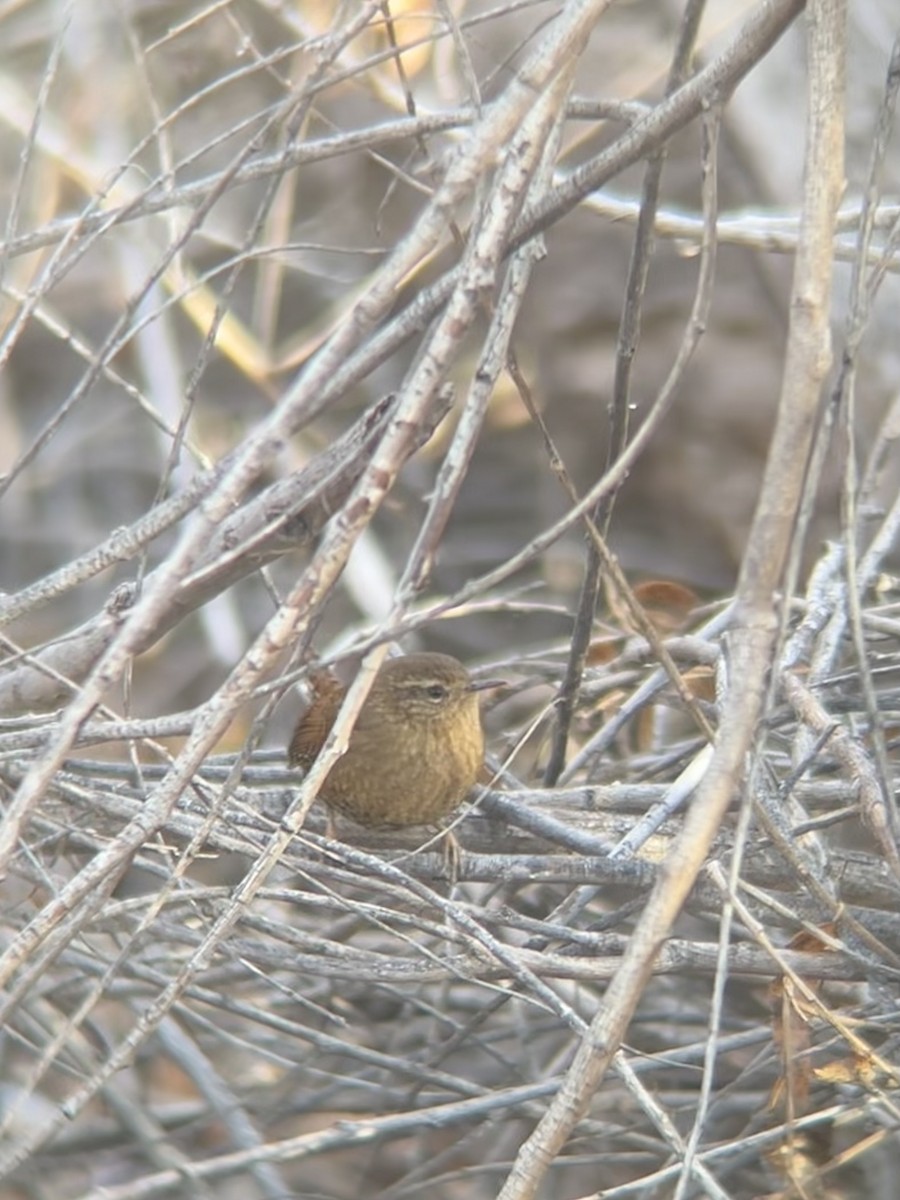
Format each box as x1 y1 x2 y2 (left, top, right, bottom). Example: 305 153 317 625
288 652 497 827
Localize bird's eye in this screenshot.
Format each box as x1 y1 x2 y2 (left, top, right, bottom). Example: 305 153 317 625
425 683 448 702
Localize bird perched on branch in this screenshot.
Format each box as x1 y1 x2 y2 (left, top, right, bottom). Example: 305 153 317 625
288 652 501 830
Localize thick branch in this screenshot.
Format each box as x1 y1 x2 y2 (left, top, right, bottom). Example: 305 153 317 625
496 4 846 1196
0 393 449 713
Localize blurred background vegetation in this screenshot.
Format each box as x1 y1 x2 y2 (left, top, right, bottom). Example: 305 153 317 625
2 2 900 1198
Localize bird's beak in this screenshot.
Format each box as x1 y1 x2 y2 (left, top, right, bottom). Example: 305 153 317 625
468 677 507 693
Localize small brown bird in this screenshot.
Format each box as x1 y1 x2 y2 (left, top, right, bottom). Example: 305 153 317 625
288 652 498 828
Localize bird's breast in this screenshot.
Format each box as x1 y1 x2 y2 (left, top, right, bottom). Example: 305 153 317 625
323 704 484 826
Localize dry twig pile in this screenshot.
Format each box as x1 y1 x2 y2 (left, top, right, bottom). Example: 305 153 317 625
2 3 900 1198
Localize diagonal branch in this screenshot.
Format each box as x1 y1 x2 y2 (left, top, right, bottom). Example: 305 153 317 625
0 393 450 714
495 3 846 1196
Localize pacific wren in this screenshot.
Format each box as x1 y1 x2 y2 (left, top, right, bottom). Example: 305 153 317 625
288 652 497 827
